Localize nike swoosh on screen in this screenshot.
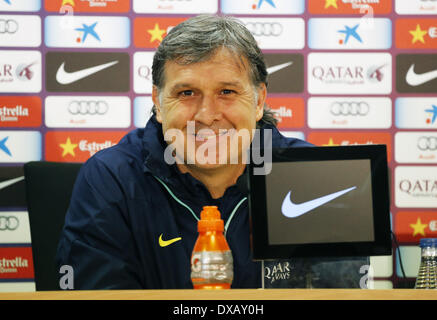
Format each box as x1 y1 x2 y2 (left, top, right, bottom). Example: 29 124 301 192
281 186 357 218
56 60 119 85
405 64 437 87
266 61 293 75
0 176 24 191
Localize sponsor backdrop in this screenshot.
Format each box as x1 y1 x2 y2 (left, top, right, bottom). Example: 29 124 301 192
0 0 436 291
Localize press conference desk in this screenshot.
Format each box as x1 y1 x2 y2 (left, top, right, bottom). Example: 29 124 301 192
1 289 437 300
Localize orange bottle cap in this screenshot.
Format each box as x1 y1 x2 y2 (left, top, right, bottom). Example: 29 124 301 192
198 206 224 232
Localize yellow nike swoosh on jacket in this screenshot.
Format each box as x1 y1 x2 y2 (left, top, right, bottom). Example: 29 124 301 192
158 233 182 247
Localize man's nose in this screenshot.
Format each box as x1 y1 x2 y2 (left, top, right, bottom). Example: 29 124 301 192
193 95 222 125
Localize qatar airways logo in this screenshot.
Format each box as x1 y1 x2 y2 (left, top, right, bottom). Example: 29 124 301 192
0 62 36 82
308 53 391 94
0 51 41 93
395 166 437 208
264 261 291 284
312 64 386 84
399 179 437 196
163 121 272 175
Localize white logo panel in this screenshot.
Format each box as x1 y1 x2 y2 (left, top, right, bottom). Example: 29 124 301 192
45 16 130 48
134 97 154 128
221 0 304 14
395 0 437 15
395 132 437 164
308 53 392 94
0 0 41 12
45 96 131 128
308 97 391 129
237 17 304 50
0 211 31 244
395 98 437 129
0 15 41 47
134 52 154 94
395 166 437 208
0 50 41 93
0 131 41 163
133 0 217 13
308 18 392 50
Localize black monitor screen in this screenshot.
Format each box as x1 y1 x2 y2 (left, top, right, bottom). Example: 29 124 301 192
248 145 391 260
266 159 374 245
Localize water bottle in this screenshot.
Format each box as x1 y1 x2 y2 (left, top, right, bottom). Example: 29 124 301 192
414 238 437 289
190 206 233 289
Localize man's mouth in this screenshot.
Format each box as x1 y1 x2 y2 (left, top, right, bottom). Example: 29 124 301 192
194 129 230 142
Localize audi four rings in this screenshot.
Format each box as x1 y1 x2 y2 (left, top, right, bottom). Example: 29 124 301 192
417 136 437 151
244 22 283 37
0 216 19 231
68 101 109 115
330 101 370 116
0 19 18 34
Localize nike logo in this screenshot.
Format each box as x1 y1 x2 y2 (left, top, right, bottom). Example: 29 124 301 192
406 64 437 87
281 186 357 218
267 61 293 75
158 233 182 247
0 176 24 191
56 60 119 85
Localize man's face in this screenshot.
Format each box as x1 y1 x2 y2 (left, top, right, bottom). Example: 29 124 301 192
153 48 266 170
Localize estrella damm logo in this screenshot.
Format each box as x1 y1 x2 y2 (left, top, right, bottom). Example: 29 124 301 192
134 17 188 48
395 211 437 243
45 0 130 13
396 19 437 49
308 0 391 15
45 131 127 163
0 96 41 128
307 131 392 161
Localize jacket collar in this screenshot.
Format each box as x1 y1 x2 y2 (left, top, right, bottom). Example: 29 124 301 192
141 115 174 180
142 116 212 200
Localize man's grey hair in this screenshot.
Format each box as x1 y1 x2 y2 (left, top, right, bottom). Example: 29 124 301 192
151 14 277 128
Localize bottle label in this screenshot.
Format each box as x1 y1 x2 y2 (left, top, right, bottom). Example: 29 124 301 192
191 250 233 285
422 247 437 258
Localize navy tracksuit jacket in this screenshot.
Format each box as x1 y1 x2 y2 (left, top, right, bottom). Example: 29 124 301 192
56 116 311 289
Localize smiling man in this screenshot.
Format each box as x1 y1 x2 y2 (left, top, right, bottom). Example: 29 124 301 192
155 47 265 198
56 15 311 289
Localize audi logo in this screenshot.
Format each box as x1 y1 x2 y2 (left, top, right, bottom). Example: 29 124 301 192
417 136 437 151
68 101 109 115
245 22 283 37
0 216 19 231
0 19 18 34
330 101 370 116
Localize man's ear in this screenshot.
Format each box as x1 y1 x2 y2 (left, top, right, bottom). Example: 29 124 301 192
152 85 162 123
255 83 267 122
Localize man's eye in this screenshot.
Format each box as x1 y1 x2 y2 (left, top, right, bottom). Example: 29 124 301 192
221 89 235 95
179 90 194 97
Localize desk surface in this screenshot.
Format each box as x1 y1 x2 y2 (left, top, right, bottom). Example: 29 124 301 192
1 289 437 300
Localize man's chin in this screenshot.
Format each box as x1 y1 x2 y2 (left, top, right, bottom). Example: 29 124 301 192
183 153 245 170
